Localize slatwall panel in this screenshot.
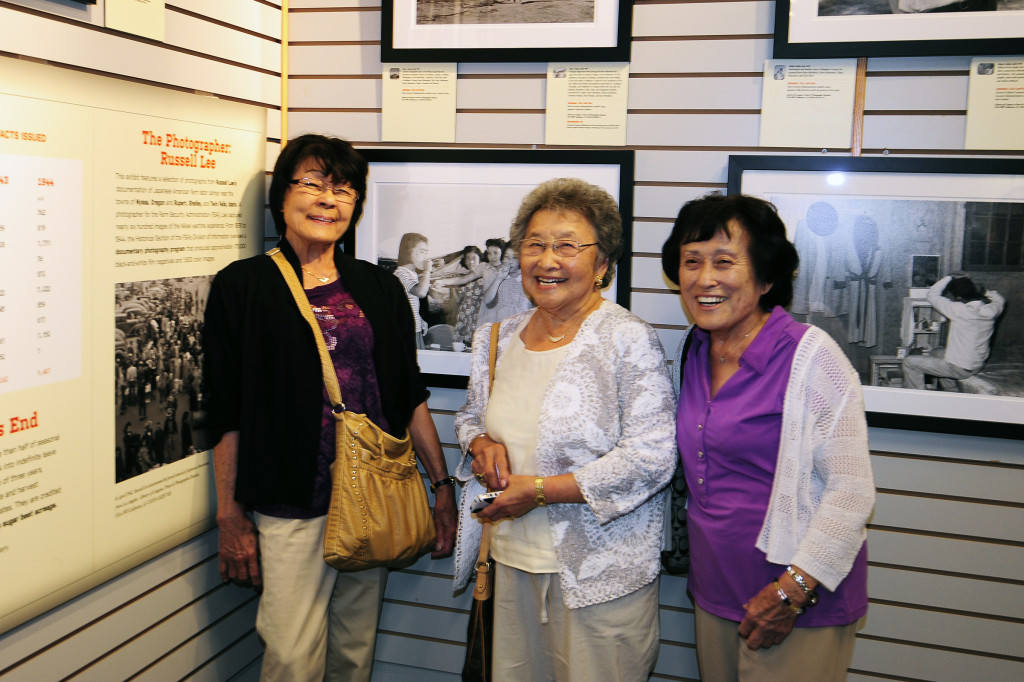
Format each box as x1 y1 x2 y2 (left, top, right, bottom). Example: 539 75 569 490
286 1 1023 680
0 1 280 679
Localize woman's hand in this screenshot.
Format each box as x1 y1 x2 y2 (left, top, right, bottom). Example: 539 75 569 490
430 485 457 558
213 431 261 591
469 434 511 491
737 582 799 649
217 502 262 591
474 474 538 521
407 402 457 559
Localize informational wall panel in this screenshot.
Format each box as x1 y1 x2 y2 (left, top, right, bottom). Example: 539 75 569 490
0 57 265 633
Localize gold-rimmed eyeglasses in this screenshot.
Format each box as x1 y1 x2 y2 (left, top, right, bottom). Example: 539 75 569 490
289 177 360 204
520 239 598 258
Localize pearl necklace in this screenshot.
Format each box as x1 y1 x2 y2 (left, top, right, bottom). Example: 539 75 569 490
302 268 333 284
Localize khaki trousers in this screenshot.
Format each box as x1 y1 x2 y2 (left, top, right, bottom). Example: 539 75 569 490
694 604 862 682
254 513 387 682
492 562 661 682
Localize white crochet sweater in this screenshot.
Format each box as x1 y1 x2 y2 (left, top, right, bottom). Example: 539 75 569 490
453 301 677 608
674 324 875 591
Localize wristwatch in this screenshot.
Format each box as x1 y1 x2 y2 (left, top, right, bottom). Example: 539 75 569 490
430 475 456 493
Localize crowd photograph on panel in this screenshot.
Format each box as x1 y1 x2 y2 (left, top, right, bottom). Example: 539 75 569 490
114 276 211 483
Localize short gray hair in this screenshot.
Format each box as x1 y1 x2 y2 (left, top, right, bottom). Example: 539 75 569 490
508 178 623 288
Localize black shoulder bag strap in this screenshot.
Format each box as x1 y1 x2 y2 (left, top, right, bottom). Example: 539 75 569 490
661 328 695 575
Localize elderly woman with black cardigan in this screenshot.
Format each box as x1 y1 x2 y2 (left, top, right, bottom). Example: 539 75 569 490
204 134 456 682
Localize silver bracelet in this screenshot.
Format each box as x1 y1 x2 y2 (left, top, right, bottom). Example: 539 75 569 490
774 580 803 615
785 565 819 607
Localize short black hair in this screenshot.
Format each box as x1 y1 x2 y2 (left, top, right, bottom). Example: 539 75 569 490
460 245 483 269
661 193 799 311
483 238 506 261
944 276 987 303
268 134 368 238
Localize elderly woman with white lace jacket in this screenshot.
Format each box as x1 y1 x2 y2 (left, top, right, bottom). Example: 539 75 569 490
661 193 875 681
453 178 677 681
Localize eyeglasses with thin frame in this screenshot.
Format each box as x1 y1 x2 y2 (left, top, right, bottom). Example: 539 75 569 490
520 239 598 258
289 177 360 204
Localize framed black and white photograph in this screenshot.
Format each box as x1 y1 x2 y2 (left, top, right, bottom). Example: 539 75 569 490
381 0 633 63
728 155 1024 436
350 148 634 383
773 0 1024 58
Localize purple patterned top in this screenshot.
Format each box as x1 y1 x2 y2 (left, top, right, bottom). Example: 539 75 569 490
255 278 388 519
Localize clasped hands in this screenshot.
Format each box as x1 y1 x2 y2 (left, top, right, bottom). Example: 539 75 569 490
469 433 538 522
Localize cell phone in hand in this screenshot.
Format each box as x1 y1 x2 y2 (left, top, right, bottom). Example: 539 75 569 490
470 491 501 513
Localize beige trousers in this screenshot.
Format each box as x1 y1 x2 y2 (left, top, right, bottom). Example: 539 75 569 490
492 562 661 682
694 604 862 682
254 513 387 682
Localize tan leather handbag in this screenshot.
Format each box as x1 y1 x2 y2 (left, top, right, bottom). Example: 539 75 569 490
268 248 436 572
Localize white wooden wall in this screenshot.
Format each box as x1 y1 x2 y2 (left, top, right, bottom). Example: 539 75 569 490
1 1 1022 681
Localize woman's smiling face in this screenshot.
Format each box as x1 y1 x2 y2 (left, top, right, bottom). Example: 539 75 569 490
677 221 771 336
520 209 606 318
282 159 354 252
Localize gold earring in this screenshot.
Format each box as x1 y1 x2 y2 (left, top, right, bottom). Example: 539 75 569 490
594 275 604 286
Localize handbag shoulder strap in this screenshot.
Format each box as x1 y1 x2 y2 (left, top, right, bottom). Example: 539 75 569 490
488 322 499 395
475 322 501 571
673 326 695 393
267 247 345 410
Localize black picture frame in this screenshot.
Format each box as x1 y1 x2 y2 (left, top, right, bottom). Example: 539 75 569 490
350 148 635 387
728 154 1024 438
773 0 1024 59
381 0 633 63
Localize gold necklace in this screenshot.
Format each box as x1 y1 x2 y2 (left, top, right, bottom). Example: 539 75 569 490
302 267 333 284
542 299 599 343
714 316 767 364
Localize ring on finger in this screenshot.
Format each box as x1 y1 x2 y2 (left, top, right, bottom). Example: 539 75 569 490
475 473 486 482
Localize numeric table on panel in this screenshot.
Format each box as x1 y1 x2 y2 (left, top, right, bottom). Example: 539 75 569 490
0 154 83 394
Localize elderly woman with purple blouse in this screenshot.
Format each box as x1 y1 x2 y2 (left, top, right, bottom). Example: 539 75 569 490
661 194 876 681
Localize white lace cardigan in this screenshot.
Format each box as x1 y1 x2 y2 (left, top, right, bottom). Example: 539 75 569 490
453 301 677 609
673 324 875 591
